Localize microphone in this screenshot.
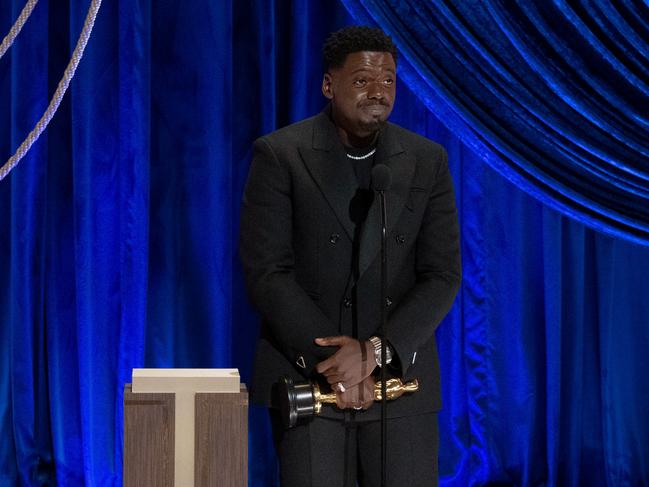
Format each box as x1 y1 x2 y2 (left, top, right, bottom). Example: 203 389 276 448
371 162 391 487
371 164 392 192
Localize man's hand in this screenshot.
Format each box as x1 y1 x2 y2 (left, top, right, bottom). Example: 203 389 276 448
315 335 375 389
335 375 376 410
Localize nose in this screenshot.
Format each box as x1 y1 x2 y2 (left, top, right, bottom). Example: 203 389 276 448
367 81 385 100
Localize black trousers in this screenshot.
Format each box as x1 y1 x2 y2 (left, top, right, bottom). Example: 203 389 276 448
270 410 439 487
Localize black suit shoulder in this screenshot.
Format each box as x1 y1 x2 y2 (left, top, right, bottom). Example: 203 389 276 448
386 122 432 145
254 115 317 152
256 113 443 153
385 122 449 185
252 115 449 187
387 122 445 156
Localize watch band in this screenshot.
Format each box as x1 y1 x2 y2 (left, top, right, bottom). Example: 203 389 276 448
369 336 392 367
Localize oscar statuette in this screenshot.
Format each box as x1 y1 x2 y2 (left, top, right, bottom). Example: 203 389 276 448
277 376 419 428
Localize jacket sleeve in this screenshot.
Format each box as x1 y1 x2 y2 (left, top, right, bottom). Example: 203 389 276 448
239 137 339 376
384 147 461 379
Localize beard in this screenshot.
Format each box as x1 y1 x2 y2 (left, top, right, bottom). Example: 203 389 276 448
358 116 387 134
356 100 391 134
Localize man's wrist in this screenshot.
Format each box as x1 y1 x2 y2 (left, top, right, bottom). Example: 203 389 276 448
369 336 392 367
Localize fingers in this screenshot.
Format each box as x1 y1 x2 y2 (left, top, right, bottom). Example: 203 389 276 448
321 371 364 388
315 336 366 382
314 335 351 347
334 380 375 410
361 375 376 410
314 342 355 375
315 356 335 374
315 357 350 382
323 374 345 385
335 386 359 410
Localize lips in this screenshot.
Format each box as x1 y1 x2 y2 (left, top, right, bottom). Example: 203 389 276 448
360 102 389 108
362 104 388 115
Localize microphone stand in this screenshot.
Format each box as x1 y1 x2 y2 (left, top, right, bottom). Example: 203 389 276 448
378 186 388 487
371 163 391 487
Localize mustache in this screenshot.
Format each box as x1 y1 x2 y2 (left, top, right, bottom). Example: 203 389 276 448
359 100 390 107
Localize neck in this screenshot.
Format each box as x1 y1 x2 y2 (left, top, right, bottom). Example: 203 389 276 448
336 126 379 149
329 105 379 148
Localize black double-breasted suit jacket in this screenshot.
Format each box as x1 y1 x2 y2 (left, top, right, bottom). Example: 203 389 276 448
240 109 461 420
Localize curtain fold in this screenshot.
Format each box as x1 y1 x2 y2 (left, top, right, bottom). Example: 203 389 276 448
3 1 53 485
1 0 152 484
1 1 649 486
341 0 649 244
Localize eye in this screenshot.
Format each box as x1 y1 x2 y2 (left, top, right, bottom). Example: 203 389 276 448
353 79 367 87
383 78 394 85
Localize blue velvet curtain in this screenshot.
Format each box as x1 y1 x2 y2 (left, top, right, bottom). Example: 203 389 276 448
1 1 150 484
343 0 649 245
1 1 649 486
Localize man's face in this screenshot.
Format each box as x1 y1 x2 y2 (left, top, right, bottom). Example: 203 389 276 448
322 51 396 144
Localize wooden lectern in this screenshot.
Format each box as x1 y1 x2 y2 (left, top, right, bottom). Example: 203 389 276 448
123 369 248 486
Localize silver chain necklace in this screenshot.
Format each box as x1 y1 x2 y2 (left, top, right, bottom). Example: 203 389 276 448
346 148 377 160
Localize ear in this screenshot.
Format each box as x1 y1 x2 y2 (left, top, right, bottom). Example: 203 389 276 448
322 73 334 99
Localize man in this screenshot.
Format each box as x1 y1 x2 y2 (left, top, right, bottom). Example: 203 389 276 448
240 26 461 486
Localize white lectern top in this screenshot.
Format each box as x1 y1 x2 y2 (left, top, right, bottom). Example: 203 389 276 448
132 368 240 393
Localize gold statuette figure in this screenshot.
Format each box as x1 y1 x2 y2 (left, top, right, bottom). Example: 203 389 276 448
278 376 419 428
313 378 419 414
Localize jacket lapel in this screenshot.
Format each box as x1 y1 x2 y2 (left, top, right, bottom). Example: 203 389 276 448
299 110 357 240
358 124 416 279
299 111 416 277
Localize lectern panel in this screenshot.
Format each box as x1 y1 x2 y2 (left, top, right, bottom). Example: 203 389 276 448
124 385 175 487
194 385 248 487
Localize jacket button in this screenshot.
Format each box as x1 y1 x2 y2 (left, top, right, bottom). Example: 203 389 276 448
329 233 340 244
385 296 393 307
343 297 352 308
395 234 406 244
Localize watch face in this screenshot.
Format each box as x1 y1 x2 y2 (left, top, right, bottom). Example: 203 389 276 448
376 348 392 367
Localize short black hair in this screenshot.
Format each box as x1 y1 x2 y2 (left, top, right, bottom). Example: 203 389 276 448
323 26 398 71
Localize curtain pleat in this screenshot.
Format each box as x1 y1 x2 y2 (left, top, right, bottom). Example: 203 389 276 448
341 0 649 244
1 1 649 486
